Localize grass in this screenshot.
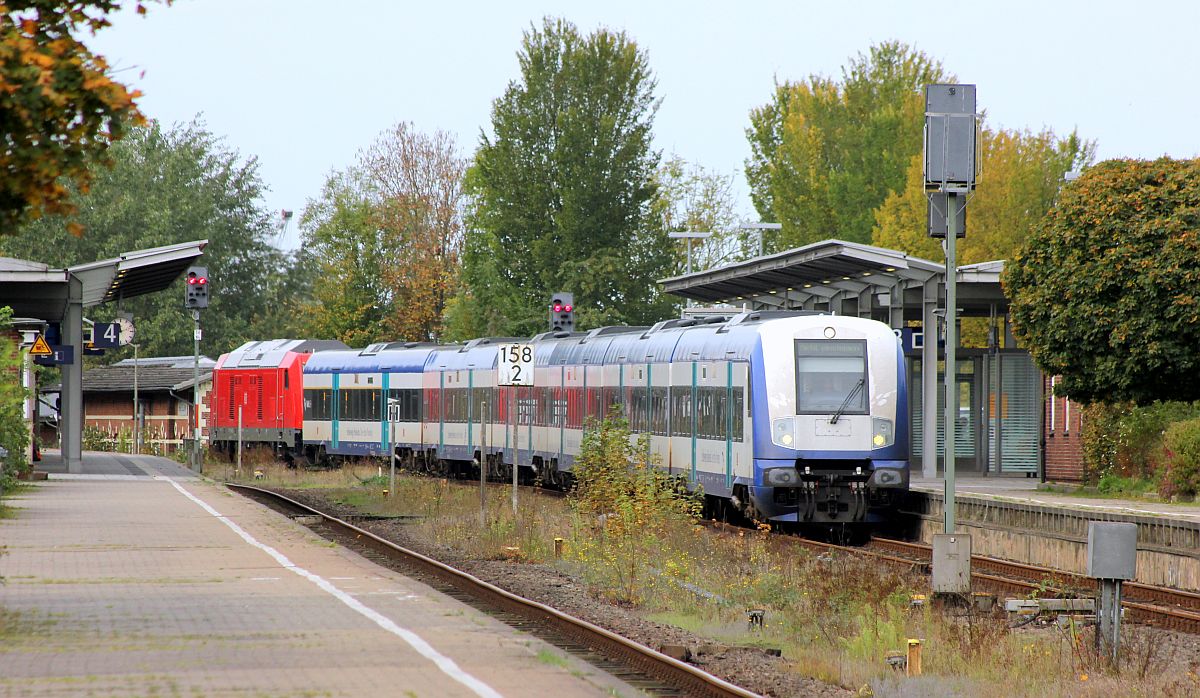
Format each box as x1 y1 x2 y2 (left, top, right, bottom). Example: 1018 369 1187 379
227 458 1200 697
535 648 571 668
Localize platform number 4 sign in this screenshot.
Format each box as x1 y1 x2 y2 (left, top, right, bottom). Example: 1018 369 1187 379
497 344 534 386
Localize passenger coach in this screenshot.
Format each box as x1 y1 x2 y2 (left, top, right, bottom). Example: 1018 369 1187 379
295 311 909 527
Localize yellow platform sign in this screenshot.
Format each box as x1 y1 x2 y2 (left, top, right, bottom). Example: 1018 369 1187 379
29 334 53 356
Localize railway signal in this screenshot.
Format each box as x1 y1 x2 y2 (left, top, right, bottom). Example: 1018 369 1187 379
185 266 210 309
549 292 574 332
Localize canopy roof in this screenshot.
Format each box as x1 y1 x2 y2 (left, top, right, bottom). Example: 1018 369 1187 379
659 239 1007 317
0 240 208 321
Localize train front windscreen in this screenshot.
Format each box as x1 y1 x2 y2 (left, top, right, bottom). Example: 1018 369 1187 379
793 339 867 415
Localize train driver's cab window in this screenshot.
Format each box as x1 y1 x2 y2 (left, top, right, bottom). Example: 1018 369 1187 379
794 339 867 414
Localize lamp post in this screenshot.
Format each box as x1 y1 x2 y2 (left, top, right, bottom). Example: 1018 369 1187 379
668 231 712 308
739 222 782 257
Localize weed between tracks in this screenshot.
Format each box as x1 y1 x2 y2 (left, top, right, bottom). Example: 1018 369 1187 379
228 420 1200 697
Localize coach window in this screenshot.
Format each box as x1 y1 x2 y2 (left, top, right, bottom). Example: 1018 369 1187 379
732 387 744 441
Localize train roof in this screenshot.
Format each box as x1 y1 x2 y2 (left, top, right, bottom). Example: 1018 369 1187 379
217 339 349 369
304 344 441 374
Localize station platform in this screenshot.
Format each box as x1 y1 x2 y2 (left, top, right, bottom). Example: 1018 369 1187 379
905 474 1200 592
2 451 636 697
910 474 1200 523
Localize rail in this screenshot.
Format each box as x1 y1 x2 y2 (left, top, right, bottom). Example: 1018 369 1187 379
226 483 761 698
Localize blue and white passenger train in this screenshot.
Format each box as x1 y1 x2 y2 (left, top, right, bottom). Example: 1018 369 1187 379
298 310 909 526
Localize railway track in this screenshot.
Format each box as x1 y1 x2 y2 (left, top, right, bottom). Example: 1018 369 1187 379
865 537 1200 633
695 519 1200 632
226 483 760 698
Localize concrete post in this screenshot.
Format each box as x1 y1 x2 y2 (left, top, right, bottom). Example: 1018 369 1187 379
921 278 939 479
62 276 83 473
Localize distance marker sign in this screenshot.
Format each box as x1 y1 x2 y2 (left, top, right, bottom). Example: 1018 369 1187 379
497 343 534 386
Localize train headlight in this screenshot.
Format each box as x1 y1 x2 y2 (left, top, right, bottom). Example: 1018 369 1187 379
763 467 800 486
772 417 797 448
871 418 895 448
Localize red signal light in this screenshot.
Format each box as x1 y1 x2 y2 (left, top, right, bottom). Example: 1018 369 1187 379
564 304 572 312
198 277 207 285
187 276 197 285
553 304 563 312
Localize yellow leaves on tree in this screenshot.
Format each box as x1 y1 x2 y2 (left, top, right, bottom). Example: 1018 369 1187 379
0 2 164 235
872 125 1094 266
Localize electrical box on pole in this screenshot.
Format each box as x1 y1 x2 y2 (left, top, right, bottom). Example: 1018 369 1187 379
185 266 210 309
924 84 979 192
549 292 574 333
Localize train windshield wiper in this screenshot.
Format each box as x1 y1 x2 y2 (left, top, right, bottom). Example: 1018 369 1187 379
829 378 864 425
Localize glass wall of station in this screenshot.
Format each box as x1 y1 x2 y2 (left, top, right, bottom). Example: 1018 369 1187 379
909 351 1041 475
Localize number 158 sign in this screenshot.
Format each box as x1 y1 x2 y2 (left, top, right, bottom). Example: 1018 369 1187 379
497 344 534 386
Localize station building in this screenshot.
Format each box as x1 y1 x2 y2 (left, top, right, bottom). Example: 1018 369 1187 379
80 356 215 454
660 239 1082 482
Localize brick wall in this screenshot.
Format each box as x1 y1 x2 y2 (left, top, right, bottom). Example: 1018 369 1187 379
1044 375 1085 482
84 390 191 452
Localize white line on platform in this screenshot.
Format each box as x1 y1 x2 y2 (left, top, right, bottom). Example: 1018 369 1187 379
164 477 503 698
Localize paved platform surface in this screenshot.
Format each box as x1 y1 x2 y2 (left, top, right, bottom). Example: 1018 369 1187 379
911 474 1200 523
2 452 640 697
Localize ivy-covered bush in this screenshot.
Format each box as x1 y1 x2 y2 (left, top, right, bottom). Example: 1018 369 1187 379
1078 401 1200 485
1161 418 1200 499
1 307 31 493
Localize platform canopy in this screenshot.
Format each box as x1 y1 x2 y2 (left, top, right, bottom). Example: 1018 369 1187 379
659 239 1007 318
68 240 209 308
0 239 208 474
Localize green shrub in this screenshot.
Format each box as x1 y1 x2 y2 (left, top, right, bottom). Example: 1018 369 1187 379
0 307 31 493
1161 418 1200 498
1079 401 1200 485
1079 402 1125 483
568 409 702 604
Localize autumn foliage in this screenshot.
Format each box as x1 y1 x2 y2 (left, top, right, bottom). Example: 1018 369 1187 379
1003 158 1200 405
0 2 158 234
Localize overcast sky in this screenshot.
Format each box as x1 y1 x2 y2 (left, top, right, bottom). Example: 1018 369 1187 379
92 0 1200 250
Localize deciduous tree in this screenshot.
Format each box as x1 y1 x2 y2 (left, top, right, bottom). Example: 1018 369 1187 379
1003 158 1200 404
873 126 1094 263
0 119 294 357
301 122 466 344
0 1 163 234
651 155 745 273
745 42 946 249
456 18 672 337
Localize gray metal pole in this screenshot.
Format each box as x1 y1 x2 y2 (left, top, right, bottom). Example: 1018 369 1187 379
389 406 397 498
193 309 201 473
944 193 958 533
133 344 139 455
512 388 519 516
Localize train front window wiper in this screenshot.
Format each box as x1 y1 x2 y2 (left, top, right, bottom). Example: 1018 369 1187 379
829 378 864 425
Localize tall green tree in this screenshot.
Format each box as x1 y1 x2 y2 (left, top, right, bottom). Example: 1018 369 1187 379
0 1 166 234
745 42 947 249
0 119 298 357
453 18 672 338
873 126 1095 263
1003 158 1200 404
